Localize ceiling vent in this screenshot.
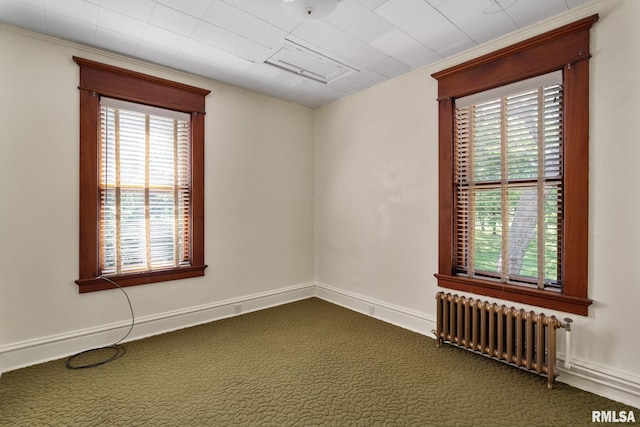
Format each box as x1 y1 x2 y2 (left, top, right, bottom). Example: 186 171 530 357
264 40 358 84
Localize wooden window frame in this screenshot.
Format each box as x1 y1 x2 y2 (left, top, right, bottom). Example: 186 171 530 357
431 15 598 316
74 57 210 293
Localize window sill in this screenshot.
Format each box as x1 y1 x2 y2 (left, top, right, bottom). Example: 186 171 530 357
435 273 592 316
75 265 207 293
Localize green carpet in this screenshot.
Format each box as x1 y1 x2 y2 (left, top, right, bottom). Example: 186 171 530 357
0 298 636 426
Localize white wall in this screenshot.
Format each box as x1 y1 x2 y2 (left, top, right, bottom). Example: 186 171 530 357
0 26 315 368
315 0 640 407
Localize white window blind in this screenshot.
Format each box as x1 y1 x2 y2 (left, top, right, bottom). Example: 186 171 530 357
454 72 563 289
99 97 192 275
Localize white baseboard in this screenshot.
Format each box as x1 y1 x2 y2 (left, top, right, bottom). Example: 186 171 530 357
314 281 640 410
314 282 436 338
0 282 315 375
557 359 640 409
2 280 639 410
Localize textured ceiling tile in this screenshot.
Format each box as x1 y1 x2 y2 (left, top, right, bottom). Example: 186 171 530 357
191 21 237 50
328 76 368 95
373 0 433 27
504 0 567 28
256 0 301 33
291 20 367 70
94 27 139 55
203 1 253 32
325 0 394 43
344 68 387 87
97 8 146 39
45 12 96 44
181 37 238 64
431 0 518 44
402 8 474 57
357 0 388 10
99 0 155 22
148 4 199 37
221 0 271 16
350 47 410 79
135 39 179 65
237 17 286 48
156 0 215 18
44 0 98 25
226 35 271 62
141 24 188 51
369 28 440 68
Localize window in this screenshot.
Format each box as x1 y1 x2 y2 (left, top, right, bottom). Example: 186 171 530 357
74 57 210 293
455 72 563 289
432 15 598 315
99 98 191 275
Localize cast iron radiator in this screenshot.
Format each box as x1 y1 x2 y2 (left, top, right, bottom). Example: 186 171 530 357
433 292 572 388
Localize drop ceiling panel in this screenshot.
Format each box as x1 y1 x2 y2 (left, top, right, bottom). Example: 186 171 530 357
136 39 180 64
430 0 519 43
142 24 188 51
357 0 388 10
503 0 569 28
325 0 393 43
228 35 271 62
237 17 286 48
43 0 98 25
94 27 139 55
0 0 597 108
344 68 387 88
97 8 145 39
256 0 300 32
328 76 367 95
221 0 271 16
291 20 361 61
156 0 214 18
373 0 435 27
191 21 236 50
99 0 155 22
148 4 199 37
203 1 253 33
45 13 96 45
369 28 440 69
401 8 475 57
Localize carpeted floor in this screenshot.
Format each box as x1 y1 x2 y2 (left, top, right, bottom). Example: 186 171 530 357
0 298 637 426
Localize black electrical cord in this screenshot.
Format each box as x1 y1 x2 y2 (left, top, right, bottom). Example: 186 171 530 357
66 276 135 369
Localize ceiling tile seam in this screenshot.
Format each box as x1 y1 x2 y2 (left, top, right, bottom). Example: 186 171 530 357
365 1 461 62
219 0 272 17
377 27 442 66
44 9 98 42
496 2 521 30
202 1 301 52
136 3 190 64
95 7 144 54
427 2 479 46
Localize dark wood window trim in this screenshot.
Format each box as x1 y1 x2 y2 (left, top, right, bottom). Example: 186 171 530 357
74 57 210 293
431 15 598 316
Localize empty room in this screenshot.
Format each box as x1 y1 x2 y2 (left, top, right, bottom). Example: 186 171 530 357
1 0 639 424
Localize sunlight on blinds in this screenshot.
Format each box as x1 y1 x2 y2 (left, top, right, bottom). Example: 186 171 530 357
454 72 563 290
99 98 191 275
